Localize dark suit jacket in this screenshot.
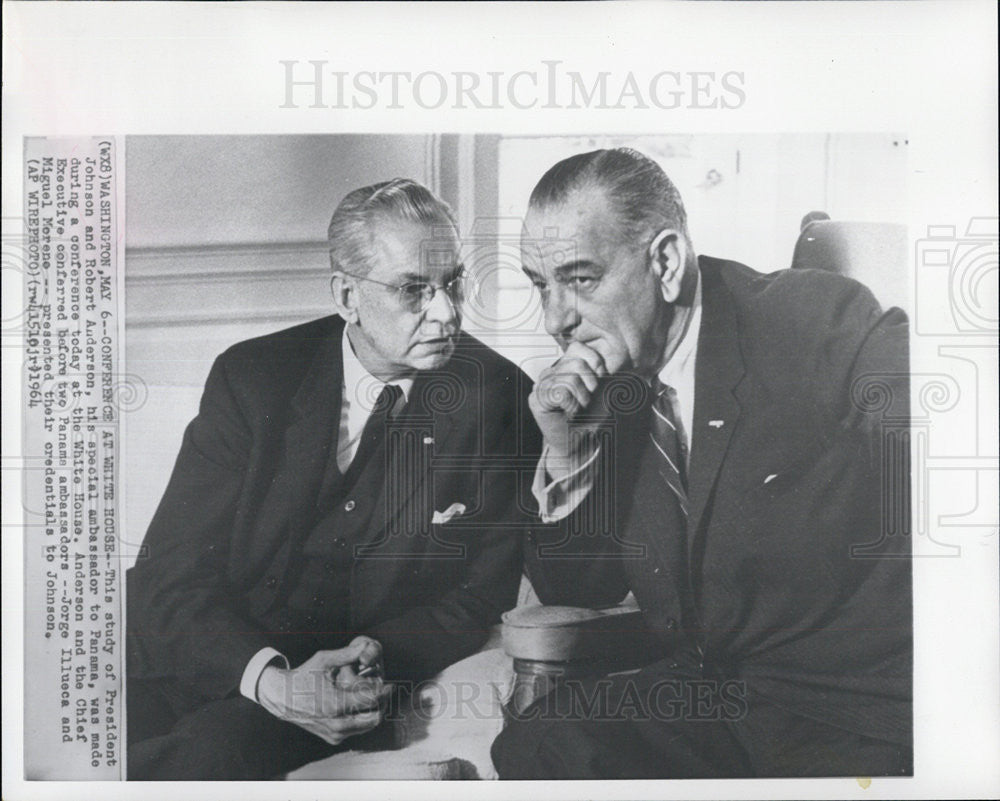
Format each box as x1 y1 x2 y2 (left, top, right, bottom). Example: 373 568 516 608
127 315 534 701
525 256 911 746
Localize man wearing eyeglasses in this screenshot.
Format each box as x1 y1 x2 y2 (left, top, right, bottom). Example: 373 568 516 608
126 179 532 779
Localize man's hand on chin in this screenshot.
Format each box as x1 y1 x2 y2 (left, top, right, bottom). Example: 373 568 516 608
529 340 627 480
256 636 391 746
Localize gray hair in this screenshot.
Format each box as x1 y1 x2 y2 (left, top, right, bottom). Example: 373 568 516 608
528 148 689 247
327 178 458 275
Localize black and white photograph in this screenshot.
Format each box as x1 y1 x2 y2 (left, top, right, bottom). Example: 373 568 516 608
3 3 998 799
120 133 912 781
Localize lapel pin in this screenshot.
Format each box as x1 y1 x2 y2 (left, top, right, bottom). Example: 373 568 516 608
423 436 435 445
708 420 725 428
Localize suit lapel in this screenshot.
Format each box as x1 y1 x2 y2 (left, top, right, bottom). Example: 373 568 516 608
282 321 345 543
686 259 746 540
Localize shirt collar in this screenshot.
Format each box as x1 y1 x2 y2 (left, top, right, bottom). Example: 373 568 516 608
657 268 703 389
341 327 414 411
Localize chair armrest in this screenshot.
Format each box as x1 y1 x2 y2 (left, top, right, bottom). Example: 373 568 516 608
501 599 659 715
501 600 647 661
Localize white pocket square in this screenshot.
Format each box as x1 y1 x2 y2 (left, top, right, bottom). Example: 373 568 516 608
432 502 466 524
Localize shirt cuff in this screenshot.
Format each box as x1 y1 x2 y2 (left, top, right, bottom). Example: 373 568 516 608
239 647 289 703
531 443 601 523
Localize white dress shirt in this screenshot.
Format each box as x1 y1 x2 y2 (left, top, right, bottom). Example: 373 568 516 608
239 329 411 703
532 272 703 522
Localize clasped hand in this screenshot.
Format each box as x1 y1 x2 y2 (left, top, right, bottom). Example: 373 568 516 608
257 636 390 746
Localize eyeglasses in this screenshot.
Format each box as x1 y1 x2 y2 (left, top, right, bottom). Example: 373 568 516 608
343 271 467 314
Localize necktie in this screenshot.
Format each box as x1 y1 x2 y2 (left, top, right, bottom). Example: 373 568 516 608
649 380 689 516
341 383 404 483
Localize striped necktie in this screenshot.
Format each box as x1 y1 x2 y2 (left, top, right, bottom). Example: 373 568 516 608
649 380 689 516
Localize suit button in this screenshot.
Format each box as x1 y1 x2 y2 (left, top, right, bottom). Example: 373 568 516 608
334 537 347 548
265 576 277 589
344 499 356 512
664 618 677 631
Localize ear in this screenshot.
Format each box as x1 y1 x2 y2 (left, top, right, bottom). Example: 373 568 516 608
648 229 687 303
330 272 360 324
